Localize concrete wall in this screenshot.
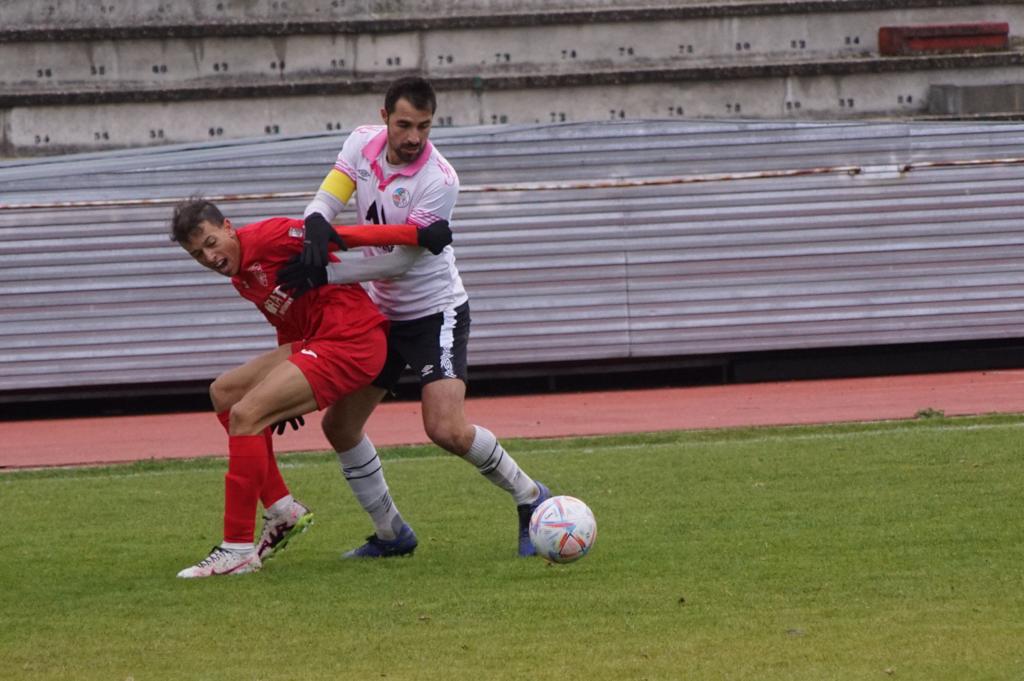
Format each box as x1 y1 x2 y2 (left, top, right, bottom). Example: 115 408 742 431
1 0 1022 156
0 0 776 27
7 63 1023 156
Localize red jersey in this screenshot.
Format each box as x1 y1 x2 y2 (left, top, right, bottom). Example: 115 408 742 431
232 217 419 344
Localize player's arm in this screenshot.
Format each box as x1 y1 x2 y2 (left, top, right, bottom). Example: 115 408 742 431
277 220 451 295
334 222 451 253
305 169 355 222
326 246 425 284
325 174 460 284
323 203 454 284
301 169 355 267
301 131 362 267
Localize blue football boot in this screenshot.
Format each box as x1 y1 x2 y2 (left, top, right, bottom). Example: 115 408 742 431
517 481 551 557
341 523 418 559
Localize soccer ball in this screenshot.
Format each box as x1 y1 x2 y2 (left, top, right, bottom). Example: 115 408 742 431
529 495 597 564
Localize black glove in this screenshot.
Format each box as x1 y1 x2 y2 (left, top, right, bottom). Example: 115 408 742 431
301 213 347 267
417 219 452 255
277 254 327 298
271 415 305 435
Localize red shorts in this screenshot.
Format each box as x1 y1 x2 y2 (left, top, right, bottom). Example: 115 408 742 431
287 323 387 410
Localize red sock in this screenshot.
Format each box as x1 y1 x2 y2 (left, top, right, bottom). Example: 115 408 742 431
261 428 290 509
224 434 269 543
217 410 290 509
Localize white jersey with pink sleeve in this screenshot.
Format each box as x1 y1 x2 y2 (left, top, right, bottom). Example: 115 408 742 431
332 125 467 321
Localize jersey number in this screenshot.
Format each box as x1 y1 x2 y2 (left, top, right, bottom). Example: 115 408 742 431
365 202 394 251
365 201 386 225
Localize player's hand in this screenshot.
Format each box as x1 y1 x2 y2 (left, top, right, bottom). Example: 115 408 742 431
301 213 347 267
271 415 305 435
277 255 327 298
417 219 452 255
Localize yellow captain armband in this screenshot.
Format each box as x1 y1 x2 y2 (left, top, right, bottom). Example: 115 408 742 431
319 169 356 204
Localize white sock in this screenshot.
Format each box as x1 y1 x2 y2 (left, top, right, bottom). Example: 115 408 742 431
220 541 255 553
463 426 537 505
337 436 404 540
266 494 294 517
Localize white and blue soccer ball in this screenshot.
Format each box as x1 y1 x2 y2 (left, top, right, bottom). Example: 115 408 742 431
529 495 597 564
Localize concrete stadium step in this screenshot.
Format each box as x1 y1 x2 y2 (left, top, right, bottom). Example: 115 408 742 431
3 0 1021 34
2 2 1019 91
5 52 1024 157
3 51 1024 108
2 0 1022 155
0 0 1003 36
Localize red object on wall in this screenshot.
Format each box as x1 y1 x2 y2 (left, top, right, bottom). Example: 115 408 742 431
878 22 1009 56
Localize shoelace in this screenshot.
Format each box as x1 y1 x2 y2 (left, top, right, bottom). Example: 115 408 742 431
197 546 228 568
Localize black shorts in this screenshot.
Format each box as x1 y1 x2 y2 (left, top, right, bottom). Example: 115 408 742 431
372 301 471 392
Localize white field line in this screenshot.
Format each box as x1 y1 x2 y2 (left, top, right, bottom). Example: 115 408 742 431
5 419 1023 483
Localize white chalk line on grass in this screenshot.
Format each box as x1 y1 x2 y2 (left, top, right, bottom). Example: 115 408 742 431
6 418 1024 483
577 419 1024 455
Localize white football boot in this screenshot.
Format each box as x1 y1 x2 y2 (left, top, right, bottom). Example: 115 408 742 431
176 545 261 578
256 499 314 561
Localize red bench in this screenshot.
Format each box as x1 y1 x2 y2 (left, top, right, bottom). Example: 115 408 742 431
879 22 1009 56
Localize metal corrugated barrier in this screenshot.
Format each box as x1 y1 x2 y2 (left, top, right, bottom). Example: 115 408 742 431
2 119 1023 394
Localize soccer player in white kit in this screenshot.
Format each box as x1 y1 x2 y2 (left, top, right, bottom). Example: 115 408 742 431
281 76 549 558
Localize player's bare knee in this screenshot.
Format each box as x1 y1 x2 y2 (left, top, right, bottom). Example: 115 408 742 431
209 376 230 413
426 428 458 454
321 405 358 448
210 373 246 413
424 420 471 455
321 411 362 452
227 402 262 436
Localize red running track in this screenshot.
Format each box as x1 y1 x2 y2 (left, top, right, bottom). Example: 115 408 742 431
3 369 1024 469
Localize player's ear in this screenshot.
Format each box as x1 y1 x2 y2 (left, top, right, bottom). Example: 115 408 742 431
380 107 388 124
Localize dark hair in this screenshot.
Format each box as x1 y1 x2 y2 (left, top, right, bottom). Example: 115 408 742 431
170 197 225 243
384 76 436 115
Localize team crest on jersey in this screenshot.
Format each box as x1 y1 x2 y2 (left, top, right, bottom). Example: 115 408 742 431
392 187 411 208
357 169 371 181
247 262 269 287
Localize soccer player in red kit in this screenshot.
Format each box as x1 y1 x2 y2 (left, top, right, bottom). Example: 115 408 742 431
169 198 450 578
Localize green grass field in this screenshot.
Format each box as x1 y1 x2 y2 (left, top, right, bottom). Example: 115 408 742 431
2 414 1023 681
